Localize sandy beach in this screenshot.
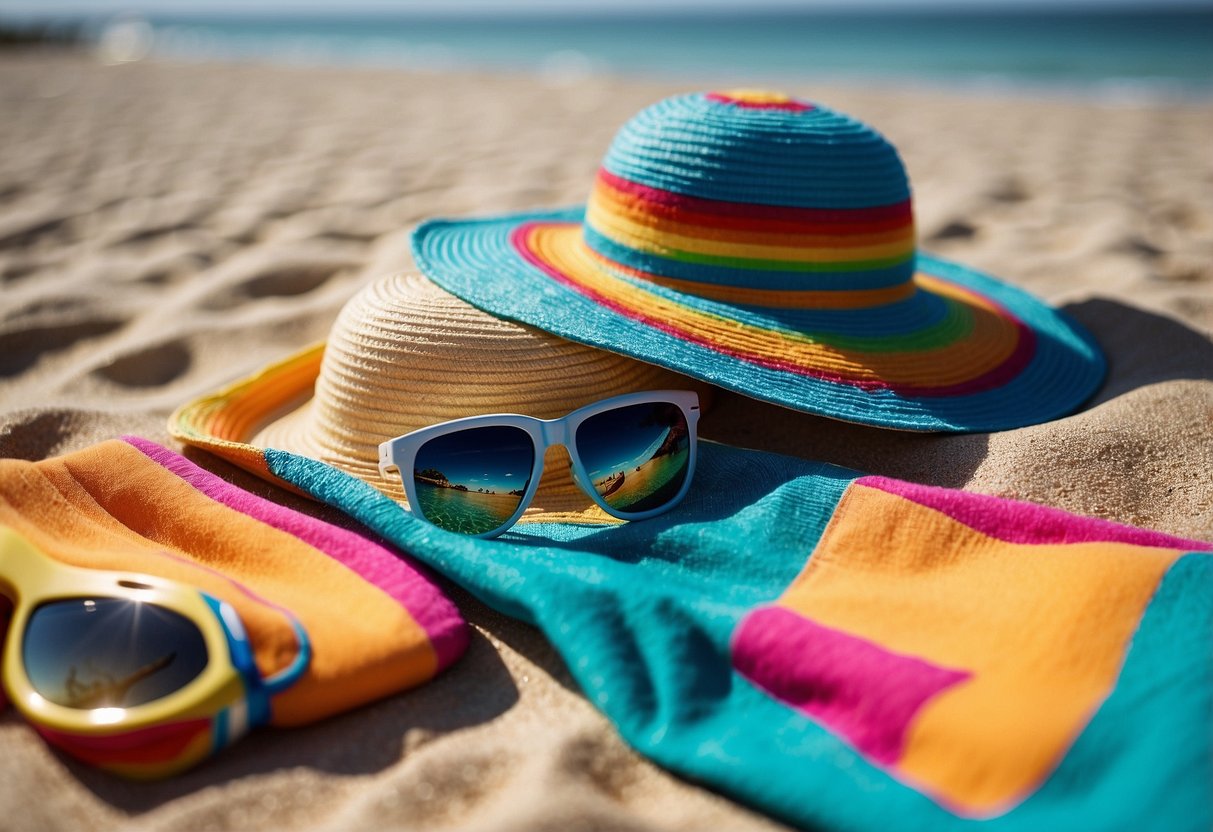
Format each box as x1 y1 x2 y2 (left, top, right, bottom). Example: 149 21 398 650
1 50 1211 831
594 447 690 513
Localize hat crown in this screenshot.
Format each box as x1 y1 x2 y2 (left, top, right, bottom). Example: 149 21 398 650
583 91 916 303
269 272 689 502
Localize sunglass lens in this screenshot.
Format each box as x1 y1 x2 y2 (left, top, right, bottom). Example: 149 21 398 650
22 598 209 709
413 425 535 535
575 402 691 514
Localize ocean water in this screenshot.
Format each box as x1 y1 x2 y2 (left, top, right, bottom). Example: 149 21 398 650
413 479 523 536
89 9 1213 97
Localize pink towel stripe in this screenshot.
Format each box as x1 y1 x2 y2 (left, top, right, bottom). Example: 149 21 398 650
858 475 1213 551
122 436 467 671
733 605 970 766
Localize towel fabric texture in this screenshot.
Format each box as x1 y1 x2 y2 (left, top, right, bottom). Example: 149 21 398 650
253 439 1211 830
0 437 466 728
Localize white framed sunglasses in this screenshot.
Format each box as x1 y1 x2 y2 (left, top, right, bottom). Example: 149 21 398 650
378 390 701 538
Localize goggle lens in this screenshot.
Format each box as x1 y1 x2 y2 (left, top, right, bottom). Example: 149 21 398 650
412 425 535 535
23 597 209 709
575 401 691 514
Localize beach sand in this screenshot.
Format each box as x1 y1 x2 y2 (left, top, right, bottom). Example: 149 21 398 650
594 447 690 512
1 51 1210 830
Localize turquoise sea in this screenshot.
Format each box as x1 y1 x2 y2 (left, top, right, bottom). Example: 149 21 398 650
413 479 523 536
74 8 1213 97
611 446 691 514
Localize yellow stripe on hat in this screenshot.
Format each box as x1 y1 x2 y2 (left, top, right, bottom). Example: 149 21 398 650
587 203 917 264
525 224 1022 388
590 181 917 250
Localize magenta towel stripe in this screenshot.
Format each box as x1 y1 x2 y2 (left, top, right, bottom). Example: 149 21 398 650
732 605 971 766
857 475 1213 551
122 436 468 670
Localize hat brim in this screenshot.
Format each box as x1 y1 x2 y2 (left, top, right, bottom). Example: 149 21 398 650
168 341 637 528
413 207 1105 432
170 343 328 493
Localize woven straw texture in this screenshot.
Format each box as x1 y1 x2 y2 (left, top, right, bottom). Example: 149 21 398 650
412 90 1105 432
172 272 695 524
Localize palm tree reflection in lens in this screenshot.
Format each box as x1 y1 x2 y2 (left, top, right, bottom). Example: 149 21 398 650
577 402 690 514
23 598 209 709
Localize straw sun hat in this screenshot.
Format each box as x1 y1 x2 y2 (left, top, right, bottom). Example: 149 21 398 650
171 272 697 525
413 89 1105 432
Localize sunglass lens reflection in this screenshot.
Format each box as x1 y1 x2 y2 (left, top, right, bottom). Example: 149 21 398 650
23 598 210 709
413 425 535 535
575 402 691 514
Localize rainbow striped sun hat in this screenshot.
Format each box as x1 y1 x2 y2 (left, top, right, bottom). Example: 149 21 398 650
413 90 1104 432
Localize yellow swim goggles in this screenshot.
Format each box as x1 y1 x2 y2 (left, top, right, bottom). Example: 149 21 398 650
0 526 310 778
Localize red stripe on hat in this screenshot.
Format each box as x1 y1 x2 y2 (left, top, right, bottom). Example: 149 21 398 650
597 169 912 226
594 176 914 237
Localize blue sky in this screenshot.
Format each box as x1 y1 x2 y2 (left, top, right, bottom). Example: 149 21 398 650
413 427 534 492
2 0 1203 15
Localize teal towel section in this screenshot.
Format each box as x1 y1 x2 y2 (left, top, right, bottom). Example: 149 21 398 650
266 441 1213 831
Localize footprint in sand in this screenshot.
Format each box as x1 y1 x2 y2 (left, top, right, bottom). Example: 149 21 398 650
0 318 126 378
0 184 26 206
129 250 216 286
200 260 356 311
1113 236 1165 260
0 213 74 251
987 178 1031 204
0 262 37 283
115 222 198 247
927 220 978 243
311 229 381 244
0 410 75 461
91 339 192 388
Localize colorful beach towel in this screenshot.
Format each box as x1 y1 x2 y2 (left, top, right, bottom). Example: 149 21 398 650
0 437 466 770
252 439 1211 830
